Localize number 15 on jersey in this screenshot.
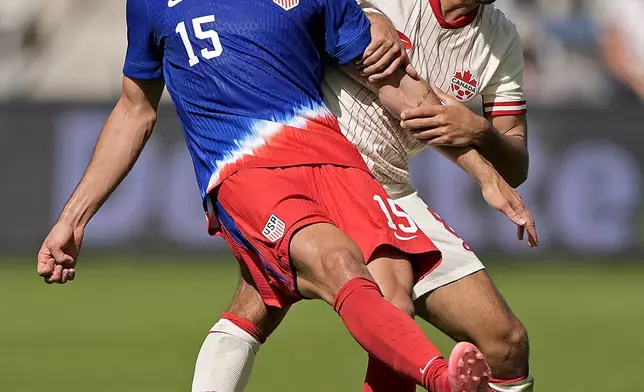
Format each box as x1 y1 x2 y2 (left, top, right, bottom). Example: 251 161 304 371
176 15 223 66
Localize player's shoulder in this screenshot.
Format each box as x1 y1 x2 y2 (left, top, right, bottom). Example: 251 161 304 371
366 0 402 12
479 4 521 45
127 0 164 19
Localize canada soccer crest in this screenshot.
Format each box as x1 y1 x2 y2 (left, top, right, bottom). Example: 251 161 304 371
273 0 298 11
451 70 478 102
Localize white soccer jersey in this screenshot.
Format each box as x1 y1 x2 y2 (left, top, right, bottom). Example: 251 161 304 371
322 0 526 188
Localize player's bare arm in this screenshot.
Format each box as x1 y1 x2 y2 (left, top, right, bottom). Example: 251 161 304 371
342 65 537 246
399 92 529 187
36 76 164 284
480 113 528 187
356 2 417 82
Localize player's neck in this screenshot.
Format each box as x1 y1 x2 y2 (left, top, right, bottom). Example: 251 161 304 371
439 0 479 21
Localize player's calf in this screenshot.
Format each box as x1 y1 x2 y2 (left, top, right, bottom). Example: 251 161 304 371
363 252 418 392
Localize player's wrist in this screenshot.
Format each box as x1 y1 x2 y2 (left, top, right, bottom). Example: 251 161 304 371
58 202 93 230
473 165 499 187
471 116 495 148
454 147 497 186
57 213 87 231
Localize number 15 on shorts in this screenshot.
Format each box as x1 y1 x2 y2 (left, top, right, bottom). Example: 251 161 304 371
373 195 419 240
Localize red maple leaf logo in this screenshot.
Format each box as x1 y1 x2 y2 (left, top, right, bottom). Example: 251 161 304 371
451 70 479 101
455 71 478 87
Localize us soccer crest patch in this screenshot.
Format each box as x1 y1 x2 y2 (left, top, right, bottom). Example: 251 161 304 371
273 0 299 11
262 214 286 242
451 70 478 102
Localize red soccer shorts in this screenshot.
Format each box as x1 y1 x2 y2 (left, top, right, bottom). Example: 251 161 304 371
213 165 442 307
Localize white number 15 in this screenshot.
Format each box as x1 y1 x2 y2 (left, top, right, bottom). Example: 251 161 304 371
176 15 223 67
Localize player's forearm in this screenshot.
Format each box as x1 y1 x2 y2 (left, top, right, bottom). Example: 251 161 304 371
58 99 156 228
437 146 502 185
347 66 503 186
378 71 528 186
343 65 437 118
475 124 528 187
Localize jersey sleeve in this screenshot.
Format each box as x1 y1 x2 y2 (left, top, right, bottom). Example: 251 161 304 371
323 0 372 65
480 29 527 117
123 0 163 80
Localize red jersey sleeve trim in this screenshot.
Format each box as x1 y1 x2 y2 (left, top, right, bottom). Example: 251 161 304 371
486 109 527 117
483 100 526 108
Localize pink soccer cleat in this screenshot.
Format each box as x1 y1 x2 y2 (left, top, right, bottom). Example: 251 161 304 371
448 342 492 392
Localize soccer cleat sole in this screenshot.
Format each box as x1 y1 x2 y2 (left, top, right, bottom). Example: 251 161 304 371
448 342 492 392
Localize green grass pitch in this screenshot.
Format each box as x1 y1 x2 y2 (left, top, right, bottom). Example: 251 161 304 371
3 256 643 392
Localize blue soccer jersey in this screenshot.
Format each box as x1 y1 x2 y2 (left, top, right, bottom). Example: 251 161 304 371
123 0 372 204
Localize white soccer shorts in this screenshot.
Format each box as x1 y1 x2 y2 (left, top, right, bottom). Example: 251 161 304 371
393 191 485 300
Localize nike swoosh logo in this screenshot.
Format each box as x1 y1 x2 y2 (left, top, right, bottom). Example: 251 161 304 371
168 0 183 7
420 356 439 375
395 232 418 241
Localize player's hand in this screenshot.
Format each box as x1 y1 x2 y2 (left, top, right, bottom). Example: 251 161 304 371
400 84 489 146
357 12 418 83
37 221 84 284
480 174 538 247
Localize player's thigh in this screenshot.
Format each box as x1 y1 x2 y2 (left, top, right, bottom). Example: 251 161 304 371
228 266 290 338
289 222 372 304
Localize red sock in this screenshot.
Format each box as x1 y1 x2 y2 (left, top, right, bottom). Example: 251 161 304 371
333 278 446 390
220 312 267 343
424 357 450 392
363 355 415 392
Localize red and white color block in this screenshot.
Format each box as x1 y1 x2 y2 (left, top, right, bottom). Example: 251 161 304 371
483 100 527 117
273 0 299 11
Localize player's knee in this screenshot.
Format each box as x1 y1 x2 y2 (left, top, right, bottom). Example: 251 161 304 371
228 292 265 324
228 277 265 319
481 318 530 378
320 246 367 278
227 295 287 339
226 273 287 338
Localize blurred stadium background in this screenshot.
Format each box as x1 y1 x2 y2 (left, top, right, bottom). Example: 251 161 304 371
2 0 644 391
